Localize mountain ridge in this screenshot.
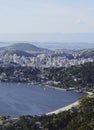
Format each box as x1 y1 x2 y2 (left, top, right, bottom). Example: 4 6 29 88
0 43 51 53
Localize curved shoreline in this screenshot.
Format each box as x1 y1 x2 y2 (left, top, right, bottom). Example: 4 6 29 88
43 84 93 115
46 100 79 115
0 83 93 118
46 91 93 115
43 84 79 115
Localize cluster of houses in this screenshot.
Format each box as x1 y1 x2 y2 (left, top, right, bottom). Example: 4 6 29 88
0 51 94 68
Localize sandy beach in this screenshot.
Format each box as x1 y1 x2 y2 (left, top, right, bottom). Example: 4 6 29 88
46 100 79 115
46 90 93 115
42 84 80 115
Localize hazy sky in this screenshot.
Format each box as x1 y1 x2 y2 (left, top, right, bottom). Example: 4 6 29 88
0 0 94 34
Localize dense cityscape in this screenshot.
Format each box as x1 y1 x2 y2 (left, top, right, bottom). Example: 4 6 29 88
0 46 94 68
0 43 94 92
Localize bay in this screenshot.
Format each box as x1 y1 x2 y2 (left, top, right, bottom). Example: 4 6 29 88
0 83 85 117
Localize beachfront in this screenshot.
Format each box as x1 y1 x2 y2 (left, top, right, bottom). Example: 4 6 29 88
46 101 79 115
46 91 94 115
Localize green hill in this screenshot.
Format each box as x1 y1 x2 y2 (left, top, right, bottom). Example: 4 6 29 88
79 49 94 58
0 43 51 53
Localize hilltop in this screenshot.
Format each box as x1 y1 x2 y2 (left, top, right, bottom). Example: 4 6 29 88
0 43 51 53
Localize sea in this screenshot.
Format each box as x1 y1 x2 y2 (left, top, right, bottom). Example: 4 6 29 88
0 83 85 117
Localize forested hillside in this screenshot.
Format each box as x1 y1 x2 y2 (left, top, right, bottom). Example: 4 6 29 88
0 62 94 91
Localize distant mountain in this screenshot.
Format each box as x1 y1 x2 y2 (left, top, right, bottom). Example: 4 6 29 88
79 49 94 58
9 43 46 51
0 43 51 53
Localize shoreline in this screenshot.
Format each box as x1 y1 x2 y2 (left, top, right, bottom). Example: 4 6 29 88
46 91 93 115
43 84 80 115
46 100 79 115
42 84 67 91
0 83 93 118
43 84 93 115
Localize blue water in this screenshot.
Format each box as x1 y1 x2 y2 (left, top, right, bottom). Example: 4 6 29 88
0 83 85 117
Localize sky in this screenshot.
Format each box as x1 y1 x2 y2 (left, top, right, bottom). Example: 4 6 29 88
0 0 94 34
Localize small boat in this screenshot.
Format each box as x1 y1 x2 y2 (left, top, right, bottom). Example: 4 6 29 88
67 87 75 91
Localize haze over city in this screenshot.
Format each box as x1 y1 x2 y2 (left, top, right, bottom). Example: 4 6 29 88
0 0 94 43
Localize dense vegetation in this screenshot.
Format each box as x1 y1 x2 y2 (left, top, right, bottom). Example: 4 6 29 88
79 49 94 58
0 62 94 90
0 66 41 82
46 62 94 89
0 95 94 130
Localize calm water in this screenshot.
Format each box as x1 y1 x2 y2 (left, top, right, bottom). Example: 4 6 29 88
0 83 85 117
